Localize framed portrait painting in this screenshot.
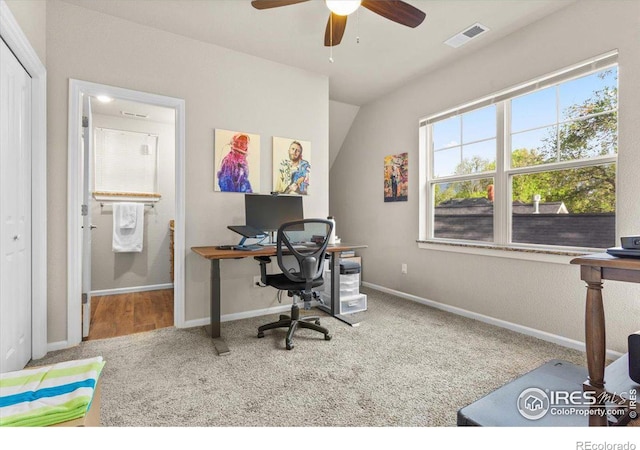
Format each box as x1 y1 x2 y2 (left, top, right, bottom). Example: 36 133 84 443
272 136 311 195
384 152 408 202
214 129 260 193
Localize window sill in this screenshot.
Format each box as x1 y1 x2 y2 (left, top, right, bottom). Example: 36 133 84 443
417 240 594 265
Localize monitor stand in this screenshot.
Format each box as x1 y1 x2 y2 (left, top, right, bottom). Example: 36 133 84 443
258 231 277 246
233 236 261 251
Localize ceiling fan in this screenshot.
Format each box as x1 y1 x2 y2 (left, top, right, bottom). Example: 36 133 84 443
251 0 427 47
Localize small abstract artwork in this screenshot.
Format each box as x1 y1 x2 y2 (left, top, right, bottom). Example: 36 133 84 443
272 136 311 195
214 129 260 193
384 152 408 202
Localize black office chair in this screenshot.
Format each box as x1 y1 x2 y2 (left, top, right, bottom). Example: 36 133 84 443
254 219 333 350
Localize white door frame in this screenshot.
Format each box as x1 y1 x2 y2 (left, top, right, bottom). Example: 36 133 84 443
0 1 47 360
81 94 93 338
67 79 186 346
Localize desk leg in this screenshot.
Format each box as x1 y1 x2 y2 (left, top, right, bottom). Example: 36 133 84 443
584 278 607 426
205 259 230 356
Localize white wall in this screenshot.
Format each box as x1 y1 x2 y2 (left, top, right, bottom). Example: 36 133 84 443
331 0 640 353
90 113 175 291
46 0 329 342
5 0 46 65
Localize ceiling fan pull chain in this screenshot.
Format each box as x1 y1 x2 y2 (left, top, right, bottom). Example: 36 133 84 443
356 9 360 44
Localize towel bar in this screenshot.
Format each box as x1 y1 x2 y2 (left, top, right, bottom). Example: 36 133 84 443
100 202 154 208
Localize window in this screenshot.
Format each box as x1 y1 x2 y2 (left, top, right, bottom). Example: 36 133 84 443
94 127 159 195
420 53 618 251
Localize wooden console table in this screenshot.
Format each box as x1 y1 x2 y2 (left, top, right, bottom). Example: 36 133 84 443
570 253 639 426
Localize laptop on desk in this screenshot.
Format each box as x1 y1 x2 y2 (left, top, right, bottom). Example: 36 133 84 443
227 225 267 251
227 225 266 239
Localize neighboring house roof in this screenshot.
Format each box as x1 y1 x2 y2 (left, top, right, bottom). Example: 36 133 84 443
512 201 568 215
435 198 493 215
434 213 614 248
435 198 568 215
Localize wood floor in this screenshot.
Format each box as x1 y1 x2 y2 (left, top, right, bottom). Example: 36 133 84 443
86 289 174 341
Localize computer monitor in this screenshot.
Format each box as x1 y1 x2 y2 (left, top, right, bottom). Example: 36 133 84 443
244 194 304 233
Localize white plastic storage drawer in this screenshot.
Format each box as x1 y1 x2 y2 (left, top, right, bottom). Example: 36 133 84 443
340 293 367 314
339 273 360 287
340 286 360 297
323 271 360 292
318 292 367 315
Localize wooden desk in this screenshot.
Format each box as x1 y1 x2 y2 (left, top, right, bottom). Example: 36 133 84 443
192 243 366 355
570 253 640 426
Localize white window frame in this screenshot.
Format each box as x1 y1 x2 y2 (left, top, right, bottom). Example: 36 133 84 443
418 51 618 257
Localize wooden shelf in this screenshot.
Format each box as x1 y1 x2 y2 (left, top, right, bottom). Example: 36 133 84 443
93 191 161 203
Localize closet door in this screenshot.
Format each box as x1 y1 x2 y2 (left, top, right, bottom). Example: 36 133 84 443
0 38 32 373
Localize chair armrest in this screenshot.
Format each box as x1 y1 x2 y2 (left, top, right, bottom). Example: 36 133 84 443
254 256 272 264
253 256 272 284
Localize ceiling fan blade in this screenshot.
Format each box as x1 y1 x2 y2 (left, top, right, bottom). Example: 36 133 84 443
361 0 426 28
324 13 348 47
251 0 309 10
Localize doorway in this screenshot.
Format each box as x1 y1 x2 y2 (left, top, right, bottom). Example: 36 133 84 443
68 80 186 347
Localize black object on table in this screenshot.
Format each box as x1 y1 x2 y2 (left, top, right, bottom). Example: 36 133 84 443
457 360 590 426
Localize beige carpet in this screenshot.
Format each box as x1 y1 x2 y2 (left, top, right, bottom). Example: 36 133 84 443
30 287 586 426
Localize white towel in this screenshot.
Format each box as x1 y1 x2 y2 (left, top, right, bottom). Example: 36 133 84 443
112 203 144 253
118 203 137 229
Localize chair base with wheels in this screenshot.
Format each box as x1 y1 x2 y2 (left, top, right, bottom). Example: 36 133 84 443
257 294 331 350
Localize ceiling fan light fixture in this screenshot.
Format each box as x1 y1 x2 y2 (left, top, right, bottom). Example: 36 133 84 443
325 0 361 16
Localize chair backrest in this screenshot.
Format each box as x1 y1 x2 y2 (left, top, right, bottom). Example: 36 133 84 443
275 219 333 290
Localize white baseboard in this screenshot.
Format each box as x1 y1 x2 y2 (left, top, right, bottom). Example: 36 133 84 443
362 281 623 361
46 340 71 353
91 283 174 297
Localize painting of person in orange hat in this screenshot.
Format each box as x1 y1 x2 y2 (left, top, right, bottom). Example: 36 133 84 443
214 129 260 192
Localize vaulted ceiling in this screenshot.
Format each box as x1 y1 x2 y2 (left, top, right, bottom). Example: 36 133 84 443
60 0 575 106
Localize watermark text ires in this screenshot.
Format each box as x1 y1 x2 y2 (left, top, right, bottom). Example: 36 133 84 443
517 387 637 421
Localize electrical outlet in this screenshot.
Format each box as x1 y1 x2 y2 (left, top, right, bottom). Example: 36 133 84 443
401 263 407 274
253 276 265 288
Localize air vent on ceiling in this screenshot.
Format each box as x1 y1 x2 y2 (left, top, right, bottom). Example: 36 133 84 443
444 23 490 49
120 110 149 119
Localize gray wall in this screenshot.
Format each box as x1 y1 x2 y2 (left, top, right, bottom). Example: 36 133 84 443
331 0 640 353
45 0 329 342
329 100 360 169
90 113 176 291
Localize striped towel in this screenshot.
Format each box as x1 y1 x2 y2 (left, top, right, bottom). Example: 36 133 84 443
0 356 105 427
